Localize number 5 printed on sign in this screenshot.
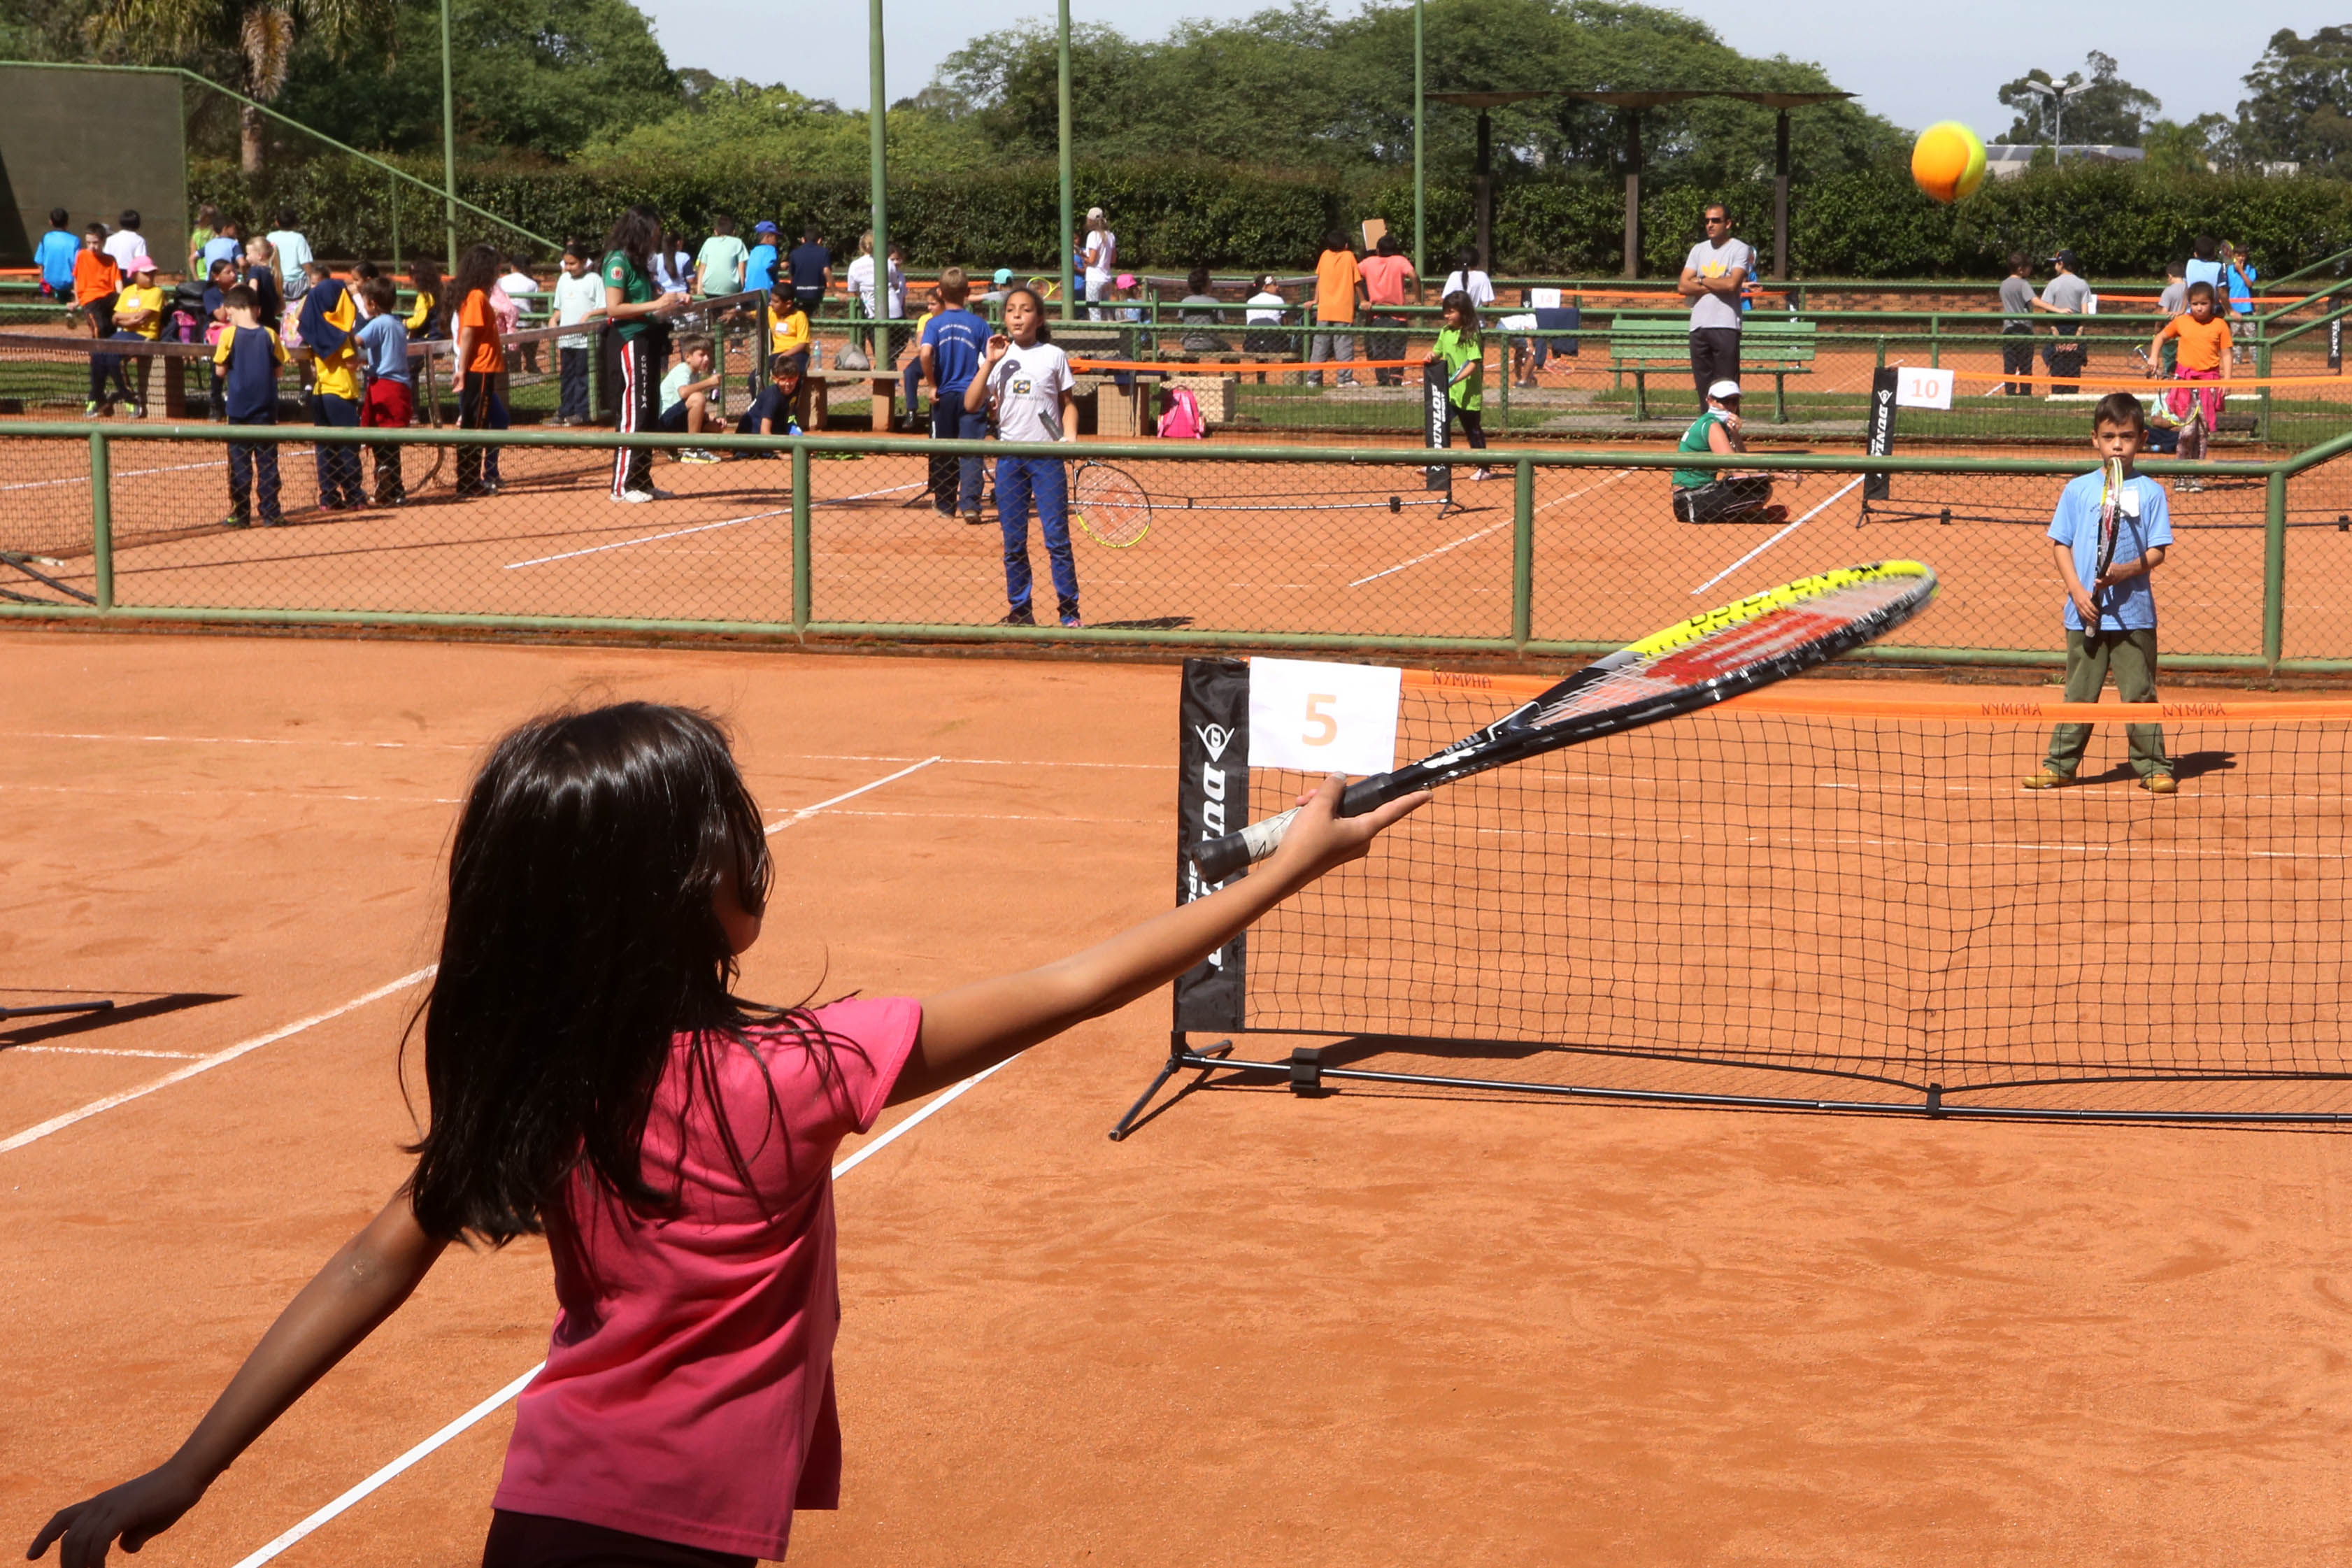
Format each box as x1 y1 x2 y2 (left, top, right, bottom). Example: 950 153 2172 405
1248 660 1403 776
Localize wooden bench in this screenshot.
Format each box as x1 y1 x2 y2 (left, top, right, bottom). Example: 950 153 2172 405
814 370 910 432
1606 318 1818 422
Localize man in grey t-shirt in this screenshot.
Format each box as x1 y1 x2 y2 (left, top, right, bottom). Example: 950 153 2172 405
2035 249 2091 394
1678 204 1753 399
1997 250 2037 396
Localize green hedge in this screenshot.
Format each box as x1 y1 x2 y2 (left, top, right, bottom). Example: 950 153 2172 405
192 155 2352 280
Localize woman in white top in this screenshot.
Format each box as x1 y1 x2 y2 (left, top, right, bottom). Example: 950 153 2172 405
1441 245 1496 310
844 231 906 360
964 287 1081 627
1083 207 1117 318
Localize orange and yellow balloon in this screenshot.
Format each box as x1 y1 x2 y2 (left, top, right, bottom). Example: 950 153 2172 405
1911 121 1988 204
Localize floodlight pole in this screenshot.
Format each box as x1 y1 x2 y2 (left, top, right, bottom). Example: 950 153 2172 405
1058 0 1074 322
869 0 890 365
439 0 457 267
1412 0 1425 283
1622 108 1642 280
1773 108 1790 280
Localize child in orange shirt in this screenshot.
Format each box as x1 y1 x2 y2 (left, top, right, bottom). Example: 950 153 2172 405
2149 280 2231 485
73 225 125 413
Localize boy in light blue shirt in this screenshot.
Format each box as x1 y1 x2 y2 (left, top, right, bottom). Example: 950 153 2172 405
34 209 78 299
694 215 749 299
746 222 781 294
2024 392 2175 792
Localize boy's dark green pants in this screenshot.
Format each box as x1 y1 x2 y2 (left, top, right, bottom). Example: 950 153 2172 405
2046 627 2169 777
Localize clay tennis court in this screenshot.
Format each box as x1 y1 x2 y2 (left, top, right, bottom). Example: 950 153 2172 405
7 429 2351 662
11 630 2352 1565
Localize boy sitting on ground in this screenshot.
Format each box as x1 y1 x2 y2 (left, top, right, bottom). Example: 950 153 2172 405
1670 380 1781 522
2022 392 2175 794
658 333 726 462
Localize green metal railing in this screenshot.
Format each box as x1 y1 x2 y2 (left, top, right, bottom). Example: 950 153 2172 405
3 420 2349 673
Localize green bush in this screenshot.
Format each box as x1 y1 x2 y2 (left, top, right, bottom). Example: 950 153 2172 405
192 155 2352 281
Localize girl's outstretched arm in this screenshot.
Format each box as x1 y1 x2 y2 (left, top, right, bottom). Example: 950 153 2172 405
28 1193 446 1568
894 773 1426 1104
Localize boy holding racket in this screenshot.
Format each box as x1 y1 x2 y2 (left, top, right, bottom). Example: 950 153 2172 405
2023 392 2175 794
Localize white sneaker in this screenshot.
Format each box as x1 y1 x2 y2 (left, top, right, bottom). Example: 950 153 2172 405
613 489 655 504
680 448 722 464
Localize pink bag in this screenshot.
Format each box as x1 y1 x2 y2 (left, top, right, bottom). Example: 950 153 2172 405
1158 384 1206 439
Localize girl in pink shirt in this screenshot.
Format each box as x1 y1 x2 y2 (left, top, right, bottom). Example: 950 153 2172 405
31 702 1423 1568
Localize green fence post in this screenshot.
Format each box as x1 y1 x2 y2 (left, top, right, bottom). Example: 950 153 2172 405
2257 336 2274 445
1511 457 1534 648
88 431 113 612
1874 336 1887 371
792 441 812 632
2263 469 2286 669
1929 313 1940 369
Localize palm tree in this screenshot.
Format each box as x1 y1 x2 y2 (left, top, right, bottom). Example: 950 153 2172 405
92 0 391 171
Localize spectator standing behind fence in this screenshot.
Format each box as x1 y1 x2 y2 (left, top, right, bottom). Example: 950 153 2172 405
787 227 831 313
1305 231 1364 388
36 210 78 302
1678 204 1751 401
604 205 689 504
845 233 904 362
1997 252 2037 396
695 215 748 299
550 245 604 427
966 287 1081 628
240 235 283 329
1360 235 1418 385
405 257 446 343
2183 235 2223 303
2034 249 2090 395
73 225 123 415
296 266 365 510
103 210 148 276
1082 208 1117 315
213 285 285 528
2226 243 2255 363
186 204 220 280
499 256 543 371
201 220 242 276
266 209 312 306
745 221 781 294
1243 275 1290 357
449 243 508 499
355 276 411 506
1439 246 1495 311
920 266 991 522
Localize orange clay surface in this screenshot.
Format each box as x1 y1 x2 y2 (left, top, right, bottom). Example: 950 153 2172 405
8 632 2352 1567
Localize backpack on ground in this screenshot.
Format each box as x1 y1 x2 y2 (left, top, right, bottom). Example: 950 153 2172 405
1158 384 1206 439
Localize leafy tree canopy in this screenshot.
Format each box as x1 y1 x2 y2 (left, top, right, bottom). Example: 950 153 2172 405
581 70 989 171
1993 50 2160 147
2235 26 2352 174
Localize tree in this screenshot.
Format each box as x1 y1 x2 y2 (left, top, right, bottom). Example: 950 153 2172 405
2140 113 2234 176
2235 26 2352 175
1995 51 2160 148
85 0 392 171
269 0 679 159
584 77 988 174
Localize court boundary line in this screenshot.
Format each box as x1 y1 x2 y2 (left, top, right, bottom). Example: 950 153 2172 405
504 507 792 570
0 968 436 1155
1688 476 1864 596
222 1052 1021 1568
1346 469 1634 587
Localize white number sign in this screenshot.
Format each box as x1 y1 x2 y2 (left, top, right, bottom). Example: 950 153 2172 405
1248 657 1402 776
1895 365 1955 411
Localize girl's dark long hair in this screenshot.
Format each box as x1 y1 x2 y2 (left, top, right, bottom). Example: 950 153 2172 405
404 702 842 1245
605 204 663 276
1004 285 1052 344
449 243 503 319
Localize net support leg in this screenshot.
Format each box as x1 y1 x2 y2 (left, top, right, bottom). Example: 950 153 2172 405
1107 1036 1232 1141
1 999 115 1023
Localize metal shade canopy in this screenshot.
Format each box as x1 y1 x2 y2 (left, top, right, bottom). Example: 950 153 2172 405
1564 88 1855 278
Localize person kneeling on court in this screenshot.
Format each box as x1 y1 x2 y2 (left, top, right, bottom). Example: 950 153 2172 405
2023 392 2175 794
1671 381 1779 523
657 333 726 464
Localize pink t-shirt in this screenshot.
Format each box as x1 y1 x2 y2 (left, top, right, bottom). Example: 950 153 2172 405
492 997 920 1559
1360 253 1416 308
490 282 520 335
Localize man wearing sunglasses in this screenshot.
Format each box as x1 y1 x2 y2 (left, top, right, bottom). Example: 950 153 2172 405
1678 204 1754 405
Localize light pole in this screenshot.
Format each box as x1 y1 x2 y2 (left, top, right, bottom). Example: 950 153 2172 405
439 0 456 266
1412 0 1423 284
2020 77 2088 166
869 0 890 365
1058 0 1074 321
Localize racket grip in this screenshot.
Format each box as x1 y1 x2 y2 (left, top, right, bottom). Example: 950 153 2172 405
1187 779 1392 883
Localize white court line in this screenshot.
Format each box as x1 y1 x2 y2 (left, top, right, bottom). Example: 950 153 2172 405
1347 469 1634 587
0 457 227 494
0 968 434 1155
1687 476 1863 597
9 1046 204 1060
224 1053 1020 1568
767 757 941 834
504 507 792 569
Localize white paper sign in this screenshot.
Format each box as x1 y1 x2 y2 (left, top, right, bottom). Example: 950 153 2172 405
2085 293 2100 315
1895 365 1955 411
1531 287 1563 310
1248 658 1402 777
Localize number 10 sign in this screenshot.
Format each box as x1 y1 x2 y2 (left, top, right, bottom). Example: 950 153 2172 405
1246 657 1403 776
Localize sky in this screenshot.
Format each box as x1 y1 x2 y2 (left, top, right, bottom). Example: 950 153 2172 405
636 0 2339 139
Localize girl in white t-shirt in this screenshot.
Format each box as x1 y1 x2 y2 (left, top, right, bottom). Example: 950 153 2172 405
1441 245 1496 311
1082 207 1117 317
964 287 1081 626
1243 275 1290 357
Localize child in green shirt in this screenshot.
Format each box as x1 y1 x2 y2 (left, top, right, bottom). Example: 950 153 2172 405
1427 292 1492 481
